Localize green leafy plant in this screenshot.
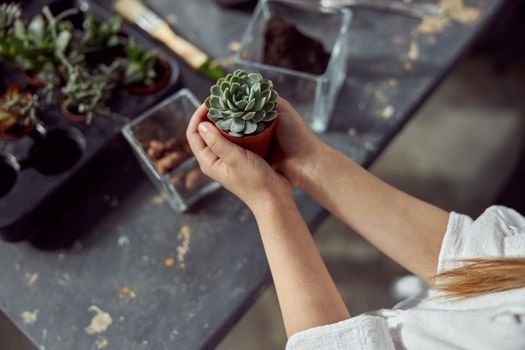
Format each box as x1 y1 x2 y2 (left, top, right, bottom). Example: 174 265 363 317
81 14 124 53
61 62 119 124
0 2 21 36
0 3 77 105
205 69 278 137
0 5 76 71
0 83 39 134
122 38 159 86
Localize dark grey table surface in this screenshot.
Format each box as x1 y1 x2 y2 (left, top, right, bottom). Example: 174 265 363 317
0 0 505 349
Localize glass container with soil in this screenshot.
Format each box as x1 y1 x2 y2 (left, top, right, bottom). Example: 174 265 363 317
235 0 351 132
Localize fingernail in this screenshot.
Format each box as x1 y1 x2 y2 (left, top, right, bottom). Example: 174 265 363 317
198 122 209 134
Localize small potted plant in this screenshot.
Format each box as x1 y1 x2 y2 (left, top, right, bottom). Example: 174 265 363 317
80 14 127 64
0 4 77 88
60 63 117 124
204 69 278 157
122 38 171 95
0 83 40 139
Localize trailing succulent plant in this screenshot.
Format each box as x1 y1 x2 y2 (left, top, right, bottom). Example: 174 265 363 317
0 83 39 133
205 69 278 137
61 62 119 123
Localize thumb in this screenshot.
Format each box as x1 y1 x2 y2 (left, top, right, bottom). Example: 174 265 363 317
198 122 241 163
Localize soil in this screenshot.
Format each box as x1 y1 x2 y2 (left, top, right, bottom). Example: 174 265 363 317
263 17 330 75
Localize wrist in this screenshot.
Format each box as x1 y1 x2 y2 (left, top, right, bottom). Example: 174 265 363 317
249 187 295 218
296 142 331 190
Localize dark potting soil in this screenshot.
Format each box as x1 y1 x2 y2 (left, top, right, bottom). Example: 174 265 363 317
263 17 331 75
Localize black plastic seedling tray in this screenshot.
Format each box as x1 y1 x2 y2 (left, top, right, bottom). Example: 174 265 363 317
0 0 181 241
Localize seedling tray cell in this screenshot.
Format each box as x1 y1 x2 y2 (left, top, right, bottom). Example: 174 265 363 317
0 0 181 241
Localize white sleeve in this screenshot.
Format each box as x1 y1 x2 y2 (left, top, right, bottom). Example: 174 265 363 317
438 206 525 273
285 316 396 350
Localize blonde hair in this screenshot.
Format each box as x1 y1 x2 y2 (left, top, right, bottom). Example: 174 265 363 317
431 258 525 298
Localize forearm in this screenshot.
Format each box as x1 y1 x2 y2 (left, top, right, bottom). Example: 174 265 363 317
252 195 350 337
303 145 449 279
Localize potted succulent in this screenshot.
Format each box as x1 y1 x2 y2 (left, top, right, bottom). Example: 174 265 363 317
80 14 127 64
122 39 171 95
0 4 77 88
0 83 40 139
60 63 117 124
204 69 278 157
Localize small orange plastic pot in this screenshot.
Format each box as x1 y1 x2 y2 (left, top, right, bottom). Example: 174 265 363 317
0 123 36 139
216 119 276 158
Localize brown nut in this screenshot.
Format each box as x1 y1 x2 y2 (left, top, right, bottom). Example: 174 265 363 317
146 139 165 160
155 152 187 174
185 168 205 190
164 137 180 152
170 172 185 189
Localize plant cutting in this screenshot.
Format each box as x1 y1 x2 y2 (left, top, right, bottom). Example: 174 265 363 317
122 38 171 94
0 83 40 138
0 4 77 88
0 3 21 37
60 63 118 123
81 14 126 63
204 69 278 157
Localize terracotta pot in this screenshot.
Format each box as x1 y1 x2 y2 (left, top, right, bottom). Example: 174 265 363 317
0 122 36 139
20 70 46 88
217 119 276 158
59 95 87 123
129 56 172 95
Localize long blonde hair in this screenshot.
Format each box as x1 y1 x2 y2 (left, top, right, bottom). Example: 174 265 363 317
431 258 525 298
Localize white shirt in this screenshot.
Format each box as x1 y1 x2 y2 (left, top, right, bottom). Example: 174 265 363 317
286 206 525 350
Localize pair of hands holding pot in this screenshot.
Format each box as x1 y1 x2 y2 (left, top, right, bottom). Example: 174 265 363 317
186 97 325 212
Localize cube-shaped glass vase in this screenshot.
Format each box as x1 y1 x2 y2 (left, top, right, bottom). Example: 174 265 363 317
122 89 220 212
235 0 352 132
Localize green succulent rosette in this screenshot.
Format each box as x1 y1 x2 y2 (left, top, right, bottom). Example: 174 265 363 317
205 69 278 137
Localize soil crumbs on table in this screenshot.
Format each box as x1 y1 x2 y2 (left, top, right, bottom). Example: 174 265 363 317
417 0 481 34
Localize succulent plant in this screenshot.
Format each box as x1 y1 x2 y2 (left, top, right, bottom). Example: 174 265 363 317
0 5 76 74
0 3 21 37
0 83 39 134
61 62 118 124
81 14 124 52
122 38 159 86
205 69 278 137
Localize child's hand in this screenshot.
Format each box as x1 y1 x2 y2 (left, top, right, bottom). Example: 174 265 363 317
186 104 292 212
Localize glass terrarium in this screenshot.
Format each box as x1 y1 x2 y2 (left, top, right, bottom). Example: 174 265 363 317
235 0 352 132
122 89 220 212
